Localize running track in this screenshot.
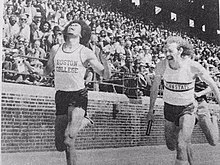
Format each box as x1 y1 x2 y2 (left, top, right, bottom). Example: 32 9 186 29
2 143 220 165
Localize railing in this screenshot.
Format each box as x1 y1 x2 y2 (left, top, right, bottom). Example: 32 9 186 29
86 71 163 99
1 51 217 102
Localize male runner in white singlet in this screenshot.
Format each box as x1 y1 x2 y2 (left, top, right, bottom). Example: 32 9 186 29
146 36 220 165
43 20 111 165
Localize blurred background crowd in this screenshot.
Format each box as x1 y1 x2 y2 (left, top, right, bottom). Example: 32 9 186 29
2 0 220 98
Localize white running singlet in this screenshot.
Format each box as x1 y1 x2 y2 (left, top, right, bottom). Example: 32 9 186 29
163 59 195 105
54 44 86 91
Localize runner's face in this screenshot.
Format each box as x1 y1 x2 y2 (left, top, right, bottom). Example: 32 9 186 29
165 43 182 63
67 23 81 37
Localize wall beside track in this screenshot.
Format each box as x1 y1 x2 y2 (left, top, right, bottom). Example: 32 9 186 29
1 82 219 153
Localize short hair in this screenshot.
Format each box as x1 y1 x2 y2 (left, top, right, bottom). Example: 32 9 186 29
63 20 91 46
165 36 194 58
53 26 61 33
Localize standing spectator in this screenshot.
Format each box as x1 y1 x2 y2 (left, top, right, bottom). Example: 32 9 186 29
22 0 37 25
32 12 43 29
3 15 20 42
18 14 31 44
29 39 46 61
4 4 14 24
124 40 133 60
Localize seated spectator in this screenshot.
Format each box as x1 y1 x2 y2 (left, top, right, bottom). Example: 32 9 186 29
2 40 15 73
84 67 94 90
124 40 133 60
27 40 46 64
13 56 30 83
15 35 29 56
113 36 126 60
28 59 44 85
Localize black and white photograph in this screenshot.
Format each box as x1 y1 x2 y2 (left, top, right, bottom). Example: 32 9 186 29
1 0 220 165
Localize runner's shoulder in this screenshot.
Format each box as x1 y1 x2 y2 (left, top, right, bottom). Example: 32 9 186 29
189 60 207 75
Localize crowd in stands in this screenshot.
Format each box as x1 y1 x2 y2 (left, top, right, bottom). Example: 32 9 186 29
2 0 220 98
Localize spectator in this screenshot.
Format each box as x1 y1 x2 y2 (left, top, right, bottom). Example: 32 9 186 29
4 4 14 24
3 15 20 43
22 0 37 25
2 0 220 90
17 14 31 44
31 12 43 31
39 21 52 52
47 25 64 49
88 34 103 91
27 39 46 64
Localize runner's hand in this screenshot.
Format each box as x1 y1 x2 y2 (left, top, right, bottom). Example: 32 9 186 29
194 92 201 98
146 111 155 122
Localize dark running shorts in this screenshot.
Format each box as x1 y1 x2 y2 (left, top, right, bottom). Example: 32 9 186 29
164 102 196 126
55 88 88 116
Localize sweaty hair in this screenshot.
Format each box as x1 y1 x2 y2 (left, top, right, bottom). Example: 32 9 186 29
63 20 91 46
165 36 194 58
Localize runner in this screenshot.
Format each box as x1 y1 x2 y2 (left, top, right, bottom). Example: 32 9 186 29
147 36 220 165
43 20 111 165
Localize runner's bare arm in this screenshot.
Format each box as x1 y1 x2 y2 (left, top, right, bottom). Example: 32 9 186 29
44 45 59 76
149 60 166 113
83 48 111 80
195 86 212 98
191 61 220 105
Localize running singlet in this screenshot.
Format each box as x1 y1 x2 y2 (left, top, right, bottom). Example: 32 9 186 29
163 59 195 105
54 44 86 91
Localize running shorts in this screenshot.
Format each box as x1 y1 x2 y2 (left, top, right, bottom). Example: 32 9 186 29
55 88 88 116
164 102 196 126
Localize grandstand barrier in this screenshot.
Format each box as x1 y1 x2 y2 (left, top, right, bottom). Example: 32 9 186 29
1 82 220 153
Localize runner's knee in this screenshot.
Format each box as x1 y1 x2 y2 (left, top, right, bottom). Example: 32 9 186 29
177 140 187 153
64 136 75 148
